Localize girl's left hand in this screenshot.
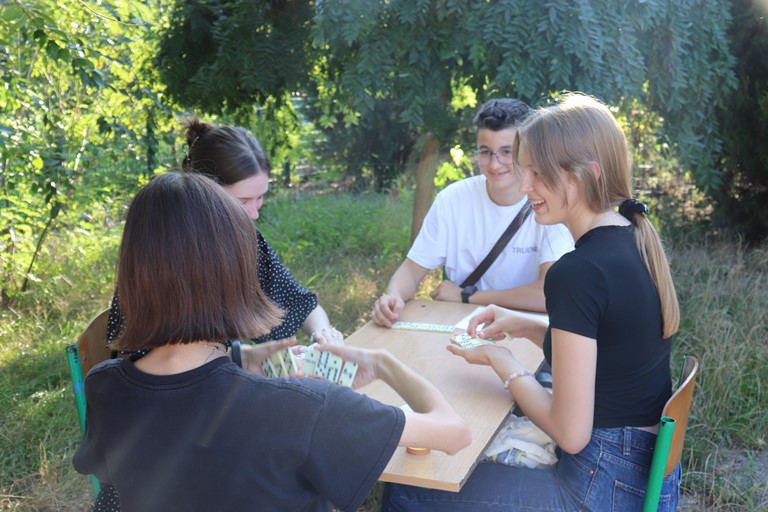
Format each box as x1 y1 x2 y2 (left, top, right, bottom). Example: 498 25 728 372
240 338 296 375
446 343 511 368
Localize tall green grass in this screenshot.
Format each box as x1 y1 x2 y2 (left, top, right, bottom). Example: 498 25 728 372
670 240 768 509
0 201 123 510
1 189 766 511
258 188 413 335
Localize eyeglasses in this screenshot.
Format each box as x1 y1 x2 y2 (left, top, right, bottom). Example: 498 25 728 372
474 148 515 167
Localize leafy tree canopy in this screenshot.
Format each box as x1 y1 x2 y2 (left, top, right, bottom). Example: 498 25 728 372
311 0 735 190
156 0 739 238
155 0 314 113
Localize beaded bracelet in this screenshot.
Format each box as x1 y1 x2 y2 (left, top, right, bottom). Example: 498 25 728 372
503 369 532 391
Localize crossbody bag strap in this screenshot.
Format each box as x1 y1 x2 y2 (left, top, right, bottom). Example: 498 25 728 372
459 202 532 288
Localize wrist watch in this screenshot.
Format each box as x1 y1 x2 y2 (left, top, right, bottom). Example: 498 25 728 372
461 285 477 304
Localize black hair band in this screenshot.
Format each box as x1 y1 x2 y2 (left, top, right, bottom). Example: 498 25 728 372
618 198 649 221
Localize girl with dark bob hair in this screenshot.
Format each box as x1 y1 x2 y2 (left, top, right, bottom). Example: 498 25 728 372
96 117 349 511
74 172 471 512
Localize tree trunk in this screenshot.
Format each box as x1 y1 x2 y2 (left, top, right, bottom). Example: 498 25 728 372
411 132 441 244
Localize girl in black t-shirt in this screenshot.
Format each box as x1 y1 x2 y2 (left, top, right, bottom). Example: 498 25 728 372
78 173 470 512
97 118 344 511
383 93 681 511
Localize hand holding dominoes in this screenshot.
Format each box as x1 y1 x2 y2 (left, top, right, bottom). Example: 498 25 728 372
260 345 359 387
447 331 511 367
301 346 359 387
259 347 299 379
450 332 497 349
242 338 296 375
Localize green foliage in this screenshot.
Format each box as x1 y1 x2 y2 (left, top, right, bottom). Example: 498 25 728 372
0 198 121 510
434 145 472 190
156 0 314 113
299 98 417 190
155 0 317 177
711 0 768 242
312 0 736 191
259 190 412 269
670 243 767 512
611 95 709 239
313 0 476 139
0 0 178 308
155 0 737 214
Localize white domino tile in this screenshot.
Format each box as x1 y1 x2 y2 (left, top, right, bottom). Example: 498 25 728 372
391 321 455 333
303 347 320 375
314 351 331 379
281 349 298 376
324 354 344 384
298 347 358 387
338 361 358 387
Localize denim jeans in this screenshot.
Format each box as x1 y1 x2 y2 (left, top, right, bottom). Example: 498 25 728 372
382 427 681 511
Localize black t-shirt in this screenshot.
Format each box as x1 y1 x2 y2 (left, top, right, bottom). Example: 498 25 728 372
543 226 672 428
74 357 404 512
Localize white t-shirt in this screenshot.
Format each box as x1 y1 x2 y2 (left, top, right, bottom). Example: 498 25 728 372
408 175 574 291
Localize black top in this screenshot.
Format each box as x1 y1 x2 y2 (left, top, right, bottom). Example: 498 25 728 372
74 357 404 512
543 226 672 428
106 231 318 346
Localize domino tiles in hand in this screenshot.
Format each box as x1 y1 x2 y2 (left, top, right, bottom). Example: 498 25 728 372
450 332 495 349
303 347 358 387
261 348 298 378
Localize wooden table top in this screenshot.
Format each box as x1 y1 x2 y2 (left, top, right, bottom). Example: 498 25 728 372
344 299 545 492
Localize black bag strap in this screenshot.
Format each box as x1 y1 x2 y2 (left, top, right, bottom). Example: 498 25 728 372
459 202 532 288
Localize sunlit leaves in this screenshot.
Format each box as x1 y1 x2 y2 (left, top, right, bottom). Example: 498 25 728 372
0 0 176 306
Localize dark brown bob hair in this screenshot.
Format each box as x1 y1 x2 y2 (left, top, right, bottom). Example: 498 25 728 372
113 172 283 350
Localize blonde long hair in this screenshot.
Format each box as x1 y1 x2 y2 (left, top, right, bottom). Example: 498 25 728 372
515 93 679 338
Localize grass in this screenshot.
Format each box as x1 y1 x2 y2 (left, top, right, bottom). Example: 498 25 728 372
1 187 766 511
669 239 768 510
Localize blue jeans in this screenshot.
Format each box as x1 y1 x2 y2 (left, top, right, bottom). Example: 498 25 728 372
382 427 681 511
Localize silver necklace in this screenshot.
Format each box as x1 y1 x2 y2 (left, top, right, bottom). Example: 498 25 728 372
202 342 226 363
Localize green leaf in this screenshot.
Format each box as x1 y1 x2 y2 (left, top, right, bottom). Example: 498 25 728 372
45 41 63 61
72 58 94 69
1 5 24 21
33 29 48 48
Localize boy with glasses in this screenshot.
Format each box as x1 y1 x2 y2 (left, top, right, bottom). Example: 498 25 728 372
372 99 573 326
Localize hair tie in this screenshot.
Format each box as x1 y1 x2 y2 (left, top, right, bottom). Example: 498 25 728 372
618 198 649 221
